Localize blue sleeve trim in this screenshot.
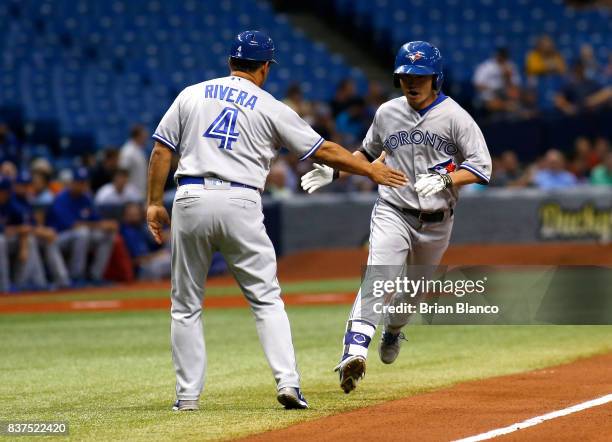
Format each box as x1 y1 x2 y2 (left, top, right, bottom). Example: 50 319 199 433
459 163 490 184
298 137 324 161
152 134 177 151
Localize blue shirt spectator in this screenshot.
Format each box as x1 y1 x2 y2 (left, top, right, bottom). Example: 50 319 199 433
533 170 578 189
0 178 25 233
120 223 160 259
47 189 100 232
532 149 578 189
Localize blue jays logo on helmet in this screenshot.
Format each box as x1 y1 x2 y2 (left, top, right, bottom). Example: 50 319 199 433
230 30 277 64
407 51 425 62
393 41 444 90
428 159 457 175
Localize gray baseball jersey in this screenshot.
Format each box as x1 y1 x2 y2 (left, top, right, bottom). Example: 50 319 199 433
153 75 324 188
362 93 492 211
155 75 315 401
340 93 492 364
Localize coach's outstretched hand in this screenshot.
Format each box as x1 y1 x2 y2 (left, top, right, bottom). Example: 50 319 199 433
147 204 171 244
301 163 335 193
301 152 407 193
368 152 408 188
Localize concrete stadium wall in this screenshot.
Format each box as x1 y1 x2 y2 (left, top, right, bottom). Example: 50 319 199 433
266 187 612 255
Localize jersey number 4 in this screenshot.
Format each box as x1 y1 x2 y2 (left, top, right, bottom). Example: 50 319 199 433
203 107 240 150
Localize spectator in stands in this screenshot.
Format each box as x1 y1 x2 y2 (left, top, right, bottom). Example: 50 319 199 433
473 48 526 117
330 78 358 117
364 81 387 118
592 136 611 165
525 35 567 77
31 169 55 206
532 149 577 189
94 168 142 206
90 147 120 192
46 167 117 283
0 161 17 181
265 158 293 199
590 151 612 185
120 202 170 280
335 97 368 146
579 44 601 81
491 151 527 187
310 102 339 142
572 137 597 169
12 171 70 288
0 176 47 290
554 61 612 115
0 123 19 165
119 125 149 199
283 83 313 121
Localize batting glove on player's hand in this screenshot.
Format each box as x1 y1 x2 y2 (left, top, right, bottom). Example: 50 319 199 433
301 163 337 194
414 173 453 198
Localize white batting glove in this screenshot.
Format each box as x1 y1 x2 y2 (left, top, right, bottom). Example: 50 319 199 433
414 173 452 198
300 164 336 194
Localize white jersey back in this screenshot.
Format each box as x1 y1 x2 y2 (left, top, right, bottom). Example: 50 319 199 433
153 75 323 189
362 94 492 211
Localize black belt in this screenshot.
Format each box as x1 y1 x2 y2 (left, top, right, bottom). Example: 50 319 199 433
177 176 258 191
382 199 452 223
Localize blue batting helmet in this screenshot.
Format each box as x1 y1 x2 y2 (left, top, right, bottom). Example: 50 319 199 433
393 41 443 90
230 30 277 64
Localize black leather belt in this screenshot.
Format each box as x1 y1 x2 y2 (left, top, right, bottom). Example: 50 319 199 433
177 176 258 191
382 199 452 223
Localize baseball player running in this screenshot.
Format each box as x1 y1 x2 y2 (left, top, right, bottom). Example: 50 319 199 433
146 30 406 411
301 41 492 393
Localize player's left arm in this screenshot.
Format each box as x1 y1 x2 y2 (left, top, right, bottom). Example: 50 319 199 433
415 115 492 198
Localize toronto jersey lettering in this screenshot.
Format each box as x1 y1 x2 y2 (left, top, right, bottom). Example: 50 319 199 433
362 93 492 211
153 75 324 189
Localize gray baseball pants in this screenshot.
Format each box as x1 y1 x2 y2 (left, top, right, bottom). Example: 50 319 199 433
57 227 114 281
170 183 300 400
6 235 47 288
343 199 453 358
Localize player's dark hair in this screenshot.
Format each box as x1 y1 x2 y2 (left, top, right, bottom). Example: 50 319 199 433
228 57 267 73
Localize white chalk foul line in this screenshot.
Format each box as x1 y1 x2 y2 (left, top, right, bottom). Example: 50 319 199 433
454 393 612 442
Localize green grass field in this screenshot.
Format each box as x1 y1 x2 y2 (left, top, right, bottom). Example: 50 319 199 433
1 290 611 441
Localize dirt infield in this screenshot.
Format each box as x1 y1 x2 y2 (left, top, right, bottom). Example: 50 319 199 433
280 243 612 280
241 353 612 442
0 292 355 314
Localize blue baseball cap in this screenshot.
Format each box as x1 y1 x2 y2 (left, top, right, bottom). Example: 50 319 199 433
71 167 90 182
0 175 11 191
230 30 277 64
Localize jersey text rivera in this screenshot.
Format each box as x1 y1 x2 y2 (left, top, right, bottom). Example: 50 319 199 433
204 84 258 110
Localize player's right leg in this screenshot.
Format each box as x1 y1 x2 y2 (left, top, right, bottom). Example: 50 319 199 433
218 187 307 409
170 185 213 410
336 199 411 393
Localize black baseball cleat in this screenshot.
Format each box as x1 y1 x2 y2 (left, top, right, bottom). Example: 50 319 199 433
172 399 199 411
334 355 366 394
378 331 406 364
277 387 309 409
